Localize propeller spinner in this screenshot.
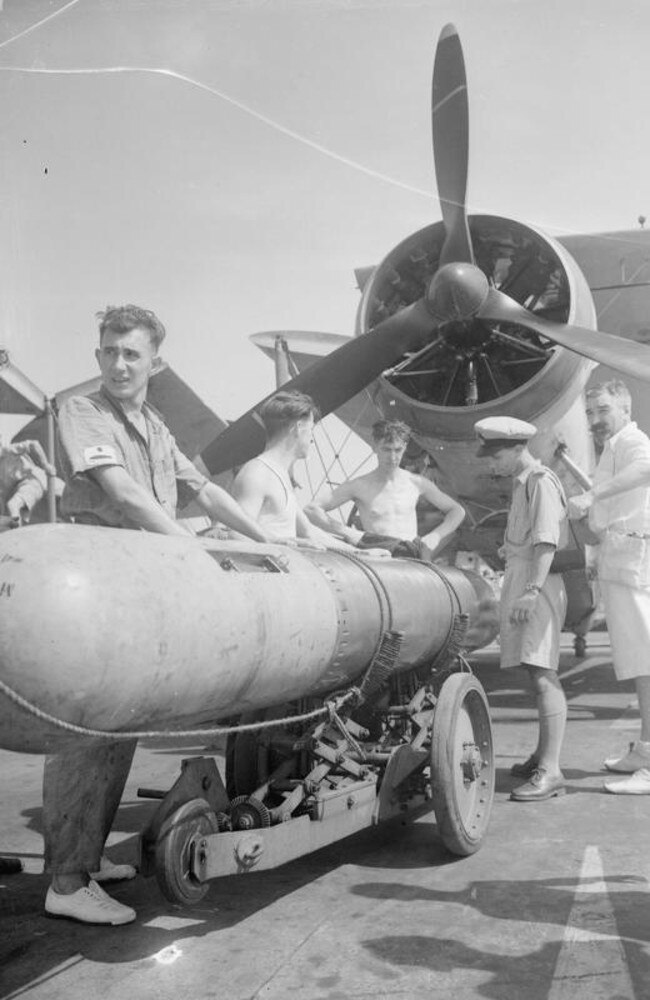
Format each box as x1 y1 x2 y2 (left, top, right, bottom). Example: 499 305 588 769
202 23 650 475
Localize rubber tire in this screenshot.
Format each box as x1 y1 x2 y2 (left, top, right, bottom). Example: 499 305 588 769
574 635 587 659
430 672 495 856
154 797 219 905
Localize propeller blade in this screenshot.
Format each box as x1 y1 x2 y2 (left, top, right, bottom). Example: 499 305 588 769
479 287 650 383
432 24 474 267
201 300 436 474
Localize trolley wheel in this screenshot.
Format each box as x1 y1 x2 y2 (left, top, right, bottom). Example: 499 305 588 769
430 672 494 856
154 797 218 905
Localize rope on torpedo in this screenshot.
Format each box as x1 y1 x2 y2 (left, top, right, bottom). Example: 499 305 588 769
0 675 359 741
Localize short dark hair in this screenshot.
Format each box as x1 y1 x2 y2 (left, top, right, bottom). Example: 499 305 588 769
96 305 167 351
372 420 411 446
259 390 320 440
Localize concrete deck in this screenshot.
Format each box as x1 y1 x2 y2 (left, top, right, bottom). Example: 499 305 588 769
1 635 649 1000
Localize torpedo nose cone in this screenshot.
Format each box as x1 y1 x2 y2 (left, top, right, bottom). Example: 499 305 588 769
427 262 489 323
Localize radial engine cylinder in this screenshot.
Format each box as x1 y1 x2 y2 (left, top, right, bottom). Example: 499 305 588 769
0 525 493 752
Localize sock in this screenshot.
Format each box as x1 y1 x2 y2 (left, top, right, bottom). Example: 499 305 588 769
535 687 567 774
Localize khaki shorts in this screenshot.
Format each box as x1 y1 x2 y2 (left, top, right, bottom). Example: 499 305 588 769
499 557 567 670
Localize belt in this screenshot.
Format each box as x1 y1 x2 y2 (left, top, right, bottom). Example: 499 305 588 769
608 528 650 540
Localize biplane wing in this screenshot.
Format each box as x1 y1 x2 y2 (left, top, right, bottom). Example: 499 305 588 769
11 361 228 467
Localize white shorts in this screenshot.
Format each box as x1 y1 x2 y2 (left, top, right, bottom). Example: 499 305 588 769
600 580 650 681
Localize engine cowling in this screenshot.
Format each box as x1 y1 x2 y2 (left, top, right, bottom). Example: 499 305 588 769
356 215 596 442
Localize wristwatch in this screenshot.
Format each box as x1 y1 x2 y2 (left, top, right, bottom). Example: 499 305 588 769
524 583 541 595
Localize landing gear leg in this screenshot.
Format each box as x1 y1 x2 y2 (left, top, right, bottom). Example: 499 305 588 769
574 634 587 658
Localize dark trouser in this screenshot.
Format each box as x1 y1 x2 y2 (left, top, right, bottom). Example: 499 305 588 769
43 738 137 875
356 532 434 561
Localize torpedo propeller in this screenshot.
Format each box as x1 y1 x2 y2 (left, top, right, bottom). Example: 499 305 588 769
201 23 650 475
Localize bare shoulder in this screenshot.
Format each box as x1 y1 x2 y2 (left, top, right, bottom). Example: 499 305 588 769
414 473 461 508
234 458 270 489
347 471 380 499
411 471 439 494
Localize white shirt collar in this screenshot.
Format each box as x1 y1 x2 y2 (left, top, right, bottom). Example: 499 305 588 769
606 420 637 449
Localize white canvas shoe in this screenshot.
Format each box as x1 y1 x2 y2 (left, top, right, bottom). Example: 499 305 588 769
45 880 136 925
603 741 650 773
90 855 137 883
603 767 650 795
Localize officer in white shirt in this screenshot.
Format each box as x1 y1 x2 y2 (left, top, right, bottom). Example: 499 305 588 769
569 380 650 794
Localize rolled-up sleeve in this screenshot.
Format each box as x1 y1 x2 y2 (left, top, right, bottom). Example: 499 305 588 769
172 442 207 492
58 397 125 477
529 476 566 546
168 436 208 508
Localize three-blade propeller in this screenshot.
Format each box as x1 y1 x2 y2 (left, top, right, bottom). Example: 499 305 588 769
201 299 434 473
201 23 650 475
479 287 650 380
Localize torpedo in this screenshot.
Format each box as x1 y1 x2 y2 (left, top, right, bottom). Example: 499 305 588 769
0 524 494 754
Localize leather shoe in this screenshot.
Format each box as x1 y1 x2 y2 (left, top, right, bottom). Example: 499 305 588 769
603 767 650 795
45 880 135 925
510 767 565 802
603 741 650 773
510 754 539 778
90 855 137 883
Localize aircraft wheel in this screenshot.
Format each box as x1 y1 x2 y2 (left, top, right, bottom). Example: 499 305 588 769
430 672 494 856
574 634 587 658
154 797 218 905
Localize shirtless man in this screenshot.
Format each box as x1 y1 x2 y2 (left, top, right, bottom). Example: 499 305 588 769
305 419 465 559
233 389 377 552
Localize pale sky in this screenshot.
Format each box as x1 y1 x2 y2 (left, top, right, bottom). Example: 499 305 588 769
1 0 649 431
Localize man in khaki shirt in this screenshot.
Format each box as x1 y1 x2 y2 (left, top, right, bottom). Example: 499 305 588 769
475 416 568 802
44 304 268 927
